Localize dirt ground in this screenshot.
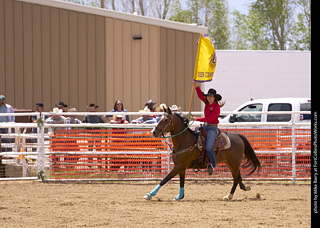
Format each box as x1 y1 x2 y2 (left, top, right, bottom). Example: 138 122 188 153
0 180 311 228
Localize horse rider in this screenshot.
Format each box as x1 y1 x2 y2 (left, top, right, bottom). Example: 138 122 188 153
192 81 224 175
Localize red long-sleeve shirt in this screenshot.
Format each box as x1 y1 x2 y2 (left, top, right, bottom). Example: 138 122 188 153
195 86 220 124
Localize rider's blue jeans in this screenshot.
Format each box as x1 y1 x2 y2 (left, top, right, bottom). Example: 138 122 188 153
203 125 218 168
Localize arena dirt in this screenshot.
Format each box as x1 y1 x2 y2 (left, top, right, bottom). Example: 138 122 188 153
0 180 310 227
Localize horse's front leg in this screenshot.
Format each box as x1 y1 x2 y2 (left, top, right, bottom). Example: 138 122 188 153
173 169 185 201
144 165 183 200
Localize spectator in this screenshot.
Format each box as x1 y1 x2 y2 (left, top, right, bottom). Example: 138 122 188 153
65 108 82 129
0 95 14 122
31 102 48 152
82 103 104 169
155 103 167 122
32 102 48 124
131 107 157 124
45 107 66 165
105 100 130 123
45 107 66 136
145 99 157 112
83 104 104 123
110 114 128 124
56 101 68 112
0 95 14 152
170 104 182 113
64 108 81 167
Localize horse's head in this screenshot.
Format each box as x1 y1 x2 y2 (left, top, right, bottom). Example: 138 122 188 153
151 107 174 137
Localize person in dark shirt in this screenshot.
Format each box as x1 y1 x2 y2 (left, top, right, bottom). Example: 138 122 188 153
83 104 104 124
82 103 104 169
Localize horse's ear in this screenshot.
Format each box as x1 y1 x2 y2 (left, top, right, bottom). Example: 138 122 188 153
163 107 167 113
167 107 172 115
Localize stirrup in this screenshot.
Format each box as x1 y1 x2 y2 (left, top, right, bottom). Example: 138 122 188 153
207 165 214 175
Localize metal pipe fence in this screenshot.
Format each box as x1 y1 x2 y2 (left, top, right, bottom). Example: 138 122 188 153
0 112 311 183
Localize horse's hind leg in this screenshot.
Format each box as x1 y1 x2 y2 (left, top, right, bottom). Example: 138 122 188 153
238 172 251 191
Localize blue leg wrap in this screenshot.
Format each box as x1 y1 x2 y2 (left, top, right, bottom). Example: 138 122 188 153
174 187 184 201
145 184 161 200
150 184 161 196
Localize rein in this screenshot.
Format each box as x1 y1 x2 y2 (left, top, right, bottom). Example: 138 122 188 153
158 113 194 139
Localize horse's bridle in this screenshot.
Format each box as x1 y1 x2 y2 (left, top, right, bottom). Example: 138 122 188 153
154 113 174 137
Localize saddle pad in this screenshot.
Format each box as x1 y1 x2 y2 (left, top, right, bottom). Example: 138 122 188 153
213 132 231 151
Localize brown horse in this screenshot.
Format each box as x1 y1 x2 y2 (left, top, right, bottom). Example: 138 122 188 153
144 107 261 201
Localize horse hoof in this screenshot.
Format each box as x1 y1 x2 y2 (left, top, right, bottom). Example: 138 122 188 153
173 194 184 201
144 193 152 200
245 186 251 191
223 194 233 201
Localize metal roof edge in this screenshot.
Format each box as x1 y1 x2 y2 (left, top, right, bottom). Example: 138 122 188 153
216 50 311 53
18 0 208 34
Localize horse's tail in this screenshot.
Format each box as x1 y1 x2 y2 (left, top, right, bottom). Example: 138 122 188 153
238 134 261 176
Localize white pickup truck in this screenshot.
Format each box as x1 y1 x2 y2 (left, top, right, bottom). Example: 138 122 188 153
219 98 311 124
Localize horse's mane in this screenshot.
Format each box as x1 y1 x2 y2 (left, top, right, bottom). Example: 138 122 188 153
174 113 198 137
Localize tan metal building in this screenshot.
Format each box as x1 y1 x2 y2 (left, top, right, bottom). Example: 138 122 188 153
0 0 207 112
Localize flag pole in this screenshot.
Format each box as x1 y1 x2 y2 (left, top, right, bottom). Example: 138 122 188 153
188 34 202 116
188 83 195 114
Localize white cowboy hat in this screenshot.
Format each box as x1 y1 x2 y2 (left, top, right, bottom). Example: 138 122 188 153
52 107 63 113
139 107 153 116
68 108 77 112
170 104 181 112
113 114 124 120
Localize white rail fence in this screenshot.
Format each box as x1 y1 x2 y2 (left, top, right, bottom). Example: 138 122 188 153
0 111 311 183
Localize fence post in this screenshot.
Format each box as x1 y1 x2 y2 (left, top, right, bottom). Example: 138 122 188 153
166 138 171 173
37 117 45 181
291 113 296 184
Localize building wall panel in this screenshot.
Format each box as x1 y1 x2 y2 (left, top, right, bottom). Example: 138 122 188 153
69 11 79 110
50 7 60 110
59 9 69 105
105 17 115 111
22 2 33 108
131 22 141 111
4 0 15 102
13 1 24 108
95 16 106 112
77 12 88 110
122 20 132 111
0 0 5 94
1 0 201 114
32 4 42 103
41 6 51 109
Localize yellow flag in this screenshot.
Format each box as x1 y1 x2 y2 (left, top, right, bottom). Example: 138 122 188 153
193 35 216 82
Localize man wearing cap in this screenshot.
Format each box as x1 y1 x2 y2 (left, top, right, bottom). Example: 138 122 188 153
56 101 68 112
31 103 48 151
145 99 157 112
83 104 104 124
82 104 104 168
0 95 14 123
0 95 14 152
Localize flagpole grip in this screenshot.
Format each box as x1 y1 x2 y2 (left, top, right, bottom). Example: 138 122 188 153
188 83 195 114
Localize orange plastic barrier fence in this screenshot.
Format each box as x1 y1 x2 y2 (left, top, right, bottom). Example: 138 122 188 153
48 128 311 181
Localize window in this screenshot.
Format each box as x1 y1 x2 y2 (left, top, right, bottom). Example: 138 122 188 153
267 103 292 122
231 103 262 122
300 102 311 120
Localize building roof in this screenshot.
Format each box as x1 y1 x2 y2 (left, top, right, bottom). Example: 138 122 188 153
18 0 208 34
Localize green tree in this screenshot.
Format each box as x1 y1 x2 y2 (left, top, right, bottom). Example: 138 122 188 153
289 0 311 50
232 9 270 50
251 0 293 50
170 0 230 49
208 0 230 49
